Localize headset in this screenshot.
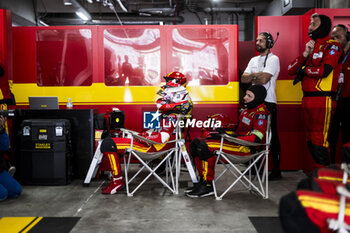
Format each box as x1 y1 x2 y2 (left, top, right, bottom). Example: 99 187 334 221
259 32 280 49
334 24 350 41
259 32 274 49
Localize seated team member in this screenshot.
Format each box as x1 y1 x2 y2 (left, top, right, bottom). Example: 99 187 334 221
0 116 22 201
187 85 269 198
100 72 193 195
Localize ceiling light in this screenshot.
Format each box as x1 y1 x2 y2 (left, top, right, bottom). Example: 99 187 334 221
39 20 49 26
283 0 291 7
63 0 73 6
76 10 91 21
116 0 128 12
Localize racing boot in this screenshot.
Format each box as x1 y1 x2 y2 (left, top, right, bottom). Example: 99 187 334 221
184 176 203 194
102 176 125 195
186 180 214 198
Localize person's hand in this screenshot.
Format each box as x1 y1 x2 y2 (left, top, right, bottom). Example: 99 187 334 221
293 66 306 85
251 72 259 83
303 40 315 57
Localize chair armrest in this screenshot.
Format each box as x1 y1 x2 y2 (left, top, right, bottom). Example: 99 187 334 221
341 163 350 175
120 128 139 139
120 128 162 145
120 128 139 135
221 134 269 147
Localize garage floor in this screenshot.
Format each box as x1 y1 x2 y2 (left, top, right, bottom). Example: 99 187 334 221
0 167 306 233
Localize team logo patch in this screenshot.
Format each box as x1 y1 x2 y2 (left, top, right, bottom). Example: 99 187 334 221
330 45 340 51
329 50 335 55
242 116 251 125
313 52 323 59
258 120 264 126
143 111 161 129
256 114 267 120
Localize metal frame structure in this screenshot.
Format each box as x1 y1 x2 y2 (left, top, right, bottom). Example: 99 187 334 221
212 115 271 200
327 164 350 233
121 115 198 196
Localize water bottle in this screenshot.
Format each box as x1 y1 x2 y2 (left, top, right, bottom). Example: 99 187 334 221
67 97 73 109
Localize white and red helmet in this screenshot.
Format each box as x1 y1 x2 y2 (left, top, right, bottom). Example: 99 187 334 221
156 85 193 116
163 72 187 87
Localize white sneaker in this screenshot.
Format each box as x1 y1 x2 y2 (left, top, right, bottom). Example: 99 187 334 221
8 166 16 176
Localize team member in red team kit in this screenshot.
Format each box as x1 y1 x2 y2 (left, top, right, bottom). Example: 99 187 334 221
280 188 350 233
329 24 350 163
186 85 269 198
99 72 193 194
288 14 343 167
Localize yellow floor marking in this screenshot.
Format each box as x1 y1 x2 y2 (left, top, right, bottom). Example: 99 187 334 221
0 217 42 233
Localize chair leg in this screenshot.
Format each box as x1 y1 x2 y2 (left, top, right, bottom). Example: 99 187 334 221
264 152 268 199
123 151 132 197
214 152 268 199
125 151 177 196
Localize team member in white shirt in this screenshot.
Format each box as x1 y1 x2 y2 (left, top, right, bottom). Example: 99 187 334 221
241 32 281 180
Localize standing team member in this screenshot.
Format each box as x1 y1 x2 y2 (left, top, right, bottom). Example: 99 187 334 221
288 14 343 167
241 32 281 180
329 24 350 163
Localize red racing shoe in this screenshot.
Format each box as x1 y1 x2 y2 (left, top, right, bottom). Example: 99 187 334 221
102 176 125 195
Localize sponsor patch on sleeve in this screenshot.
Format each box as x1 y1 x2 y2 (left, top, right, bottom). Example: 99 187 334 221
330 44 340 52
256 114 267 120
252 130 264 140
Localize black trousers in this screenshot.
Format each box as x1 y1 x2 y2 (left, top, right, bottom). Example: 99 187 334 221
264 101 281 173
329 97 350 163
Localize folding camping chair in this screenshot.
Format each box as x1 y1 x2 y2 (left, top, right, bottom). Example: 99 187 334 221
327 163 350 233
212 116 271 200
120 128 180 197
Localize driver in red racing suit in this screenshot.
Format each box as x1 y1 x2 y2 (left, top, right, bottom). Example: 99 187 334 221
99 72 193 194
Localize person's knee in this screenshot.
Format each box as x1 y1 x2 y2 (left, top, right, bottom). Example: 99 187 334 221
196 140 213 161
8 183 22 198
101 137 118 153
0 171 22 198
0 186 8 201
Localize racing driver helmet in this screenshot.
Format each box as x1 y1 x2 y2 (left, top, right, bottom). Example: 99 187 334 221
156 85 193 116
163 72 187 87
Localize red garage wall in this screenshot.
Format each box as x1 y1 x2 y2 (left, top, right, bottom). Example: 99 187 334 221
5 8 350 171
11 24 240 139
